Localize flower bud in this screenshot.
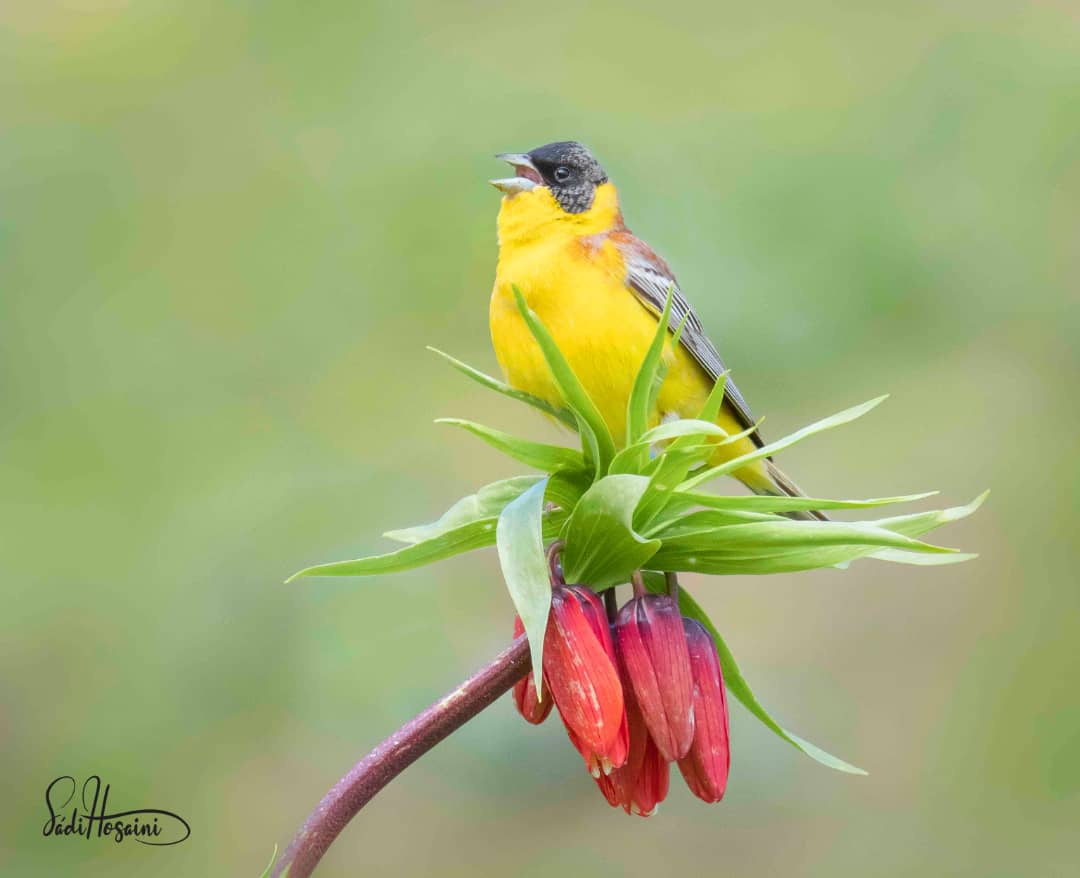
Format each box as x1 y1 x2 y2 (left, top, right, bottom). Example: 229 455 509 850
676 619 730 803
560 604 629 775
594 684 669 816
631 732 670 817
543 586 626 768
564 714 628 778
511 616 553 724
615 594 695 761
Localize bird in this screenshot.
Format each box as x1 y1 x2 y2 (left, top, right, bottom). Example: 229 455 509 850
488 140 823 519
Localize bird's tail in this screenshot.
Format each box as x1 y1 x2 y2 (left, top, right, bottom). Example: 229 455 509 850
758 459 829 522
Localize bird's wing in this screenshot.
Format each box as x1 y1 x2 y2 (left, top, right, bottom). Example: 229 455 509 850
609 229 764 448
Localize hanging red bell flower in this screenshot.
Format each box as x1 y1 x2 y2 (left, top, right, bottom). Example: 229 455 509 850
594 680 670 816
676 618 730 803
614 593 695 761
559 590 629 775
511 615 553 725
510 562 731 816
541 585 627 771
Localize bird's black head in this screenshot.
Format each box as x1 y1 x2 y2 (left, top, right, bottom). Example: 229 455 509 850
493 141 608 214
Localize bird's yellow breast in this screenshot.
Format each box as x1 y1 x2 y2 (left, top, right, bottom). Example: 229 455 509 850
489 183 718 445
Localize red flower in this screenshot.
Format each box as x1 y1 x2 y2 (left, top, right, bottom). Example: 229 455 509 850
676 618 730 803
595 681 670 816
542 586 627 771
510 568 732 816
564 715 629 779
511 616 553 725
614 594 695 761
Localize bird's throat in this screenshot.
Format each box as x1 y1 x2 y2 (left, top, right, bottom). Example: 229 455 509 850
497 182 623 248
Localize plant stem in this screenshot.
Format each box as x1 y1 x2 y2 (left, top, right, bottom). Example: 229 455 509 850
272 635 531 878
665 571 680 599
546 539 566 587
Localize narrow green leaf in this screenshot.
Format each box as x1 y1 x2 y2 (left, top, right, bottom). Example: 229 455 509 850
561 474 661 588
680 396 888 491
639 418 730 444
695 370 730 423
385 475 543 544
865 491 988 563
512 286 616 475
496 478 551 688
869 491 989 539
287 519 501 580
669 489 940 515
626 284 675 449
611 418 765 477
628 375 733 525
633 439 722 529
870 549 979 566
435 418 585 473
673 586 867 775
259 845 280 878
649 519 954 575
642 508 781 538
427 346 577 429
664 519 953 552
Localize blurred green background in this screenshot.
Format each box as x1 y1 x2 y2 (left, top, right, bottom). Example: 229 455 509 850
3 1 1078 875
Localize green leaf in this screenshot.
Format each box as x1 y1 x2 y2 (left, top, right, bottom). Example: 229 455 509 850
385 475 543 544
648 519 955 575
427 346 577 429
435 418 585 473
610 418 734 475
642 508 780 538
869 491 989 539
660 519 954 552
545 469 591 511
672 586 867 775
496 478 551 688
625 284 675 449
680 396 888 491
667 489 940 516
632 443 713 530
512 286 616 475
865 491 988 564
259 845 280 878
629 376 735 525
695 370 731 423
287 519 501 580
561 474 661 588
639 418 739 445
289 498 566 581
869 549 979 566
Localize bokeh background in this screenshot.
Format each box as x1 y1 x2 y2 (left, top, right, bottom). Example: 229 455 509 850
3 1 1078 875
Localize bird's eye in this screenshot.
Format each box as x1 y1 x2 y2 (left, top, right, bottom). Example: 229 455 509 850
553 165 571 183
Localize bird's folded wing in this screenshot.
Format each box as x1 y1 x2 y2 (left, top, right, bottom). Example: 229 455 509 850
611 230 764 448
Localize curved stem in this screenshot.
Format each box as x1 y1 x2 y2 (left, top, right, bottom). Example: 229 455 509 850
273 635 531 878
546 539 566 587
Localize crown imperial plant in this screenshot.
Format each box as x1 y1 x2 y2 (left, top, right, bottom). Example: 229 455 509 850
269 286 985 877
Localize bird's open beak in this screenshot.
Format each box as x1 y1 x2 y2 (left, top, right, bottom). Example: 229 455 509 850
490 153 542 195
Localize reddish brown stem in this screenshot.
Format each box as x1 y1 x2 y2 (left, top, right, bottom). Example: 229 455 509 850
272 635 531 878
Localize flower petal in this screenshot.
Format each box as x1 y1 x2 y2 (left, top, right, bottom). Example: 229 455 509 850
677 618 730 802
616 595 695 760
512 615 553 724
543 586 625 758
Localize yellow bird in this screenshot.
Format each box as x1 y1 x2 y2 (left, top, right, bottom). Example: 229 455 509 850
489 141 822 518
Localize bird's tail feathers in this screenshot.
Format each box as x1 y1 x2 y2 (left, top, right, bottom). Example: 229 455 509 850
762 460 830 522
